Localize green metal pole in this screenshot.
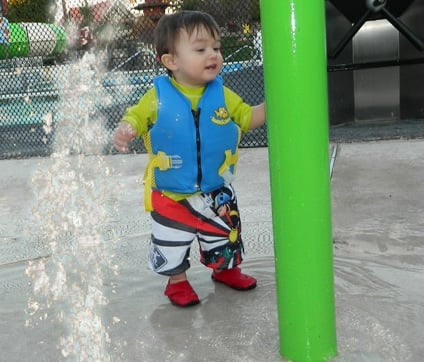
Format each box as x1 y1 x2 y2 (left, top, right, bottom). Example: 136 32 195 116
260 1 337 361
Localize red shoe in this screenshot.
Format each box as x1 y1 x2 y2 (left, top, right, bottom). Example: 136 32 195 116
211 267 257 290
164 280 200 307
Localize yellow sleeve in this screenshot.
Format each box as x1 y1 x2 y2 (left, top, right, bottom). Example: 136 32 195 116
223 86 253 133
121 88 157 136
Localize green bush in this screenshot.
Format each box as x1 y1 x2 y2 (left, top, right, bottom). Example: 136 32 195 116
7 0 52 23
221 34 256 62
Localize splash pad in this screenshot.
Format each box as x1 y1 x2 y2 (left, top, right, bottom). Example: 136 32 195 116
2 141 424 360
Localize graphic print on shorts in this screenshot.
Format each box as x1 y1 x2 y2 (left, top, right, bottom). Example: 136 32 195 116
149 185 245 274
199 185 244 270
150 245 168 271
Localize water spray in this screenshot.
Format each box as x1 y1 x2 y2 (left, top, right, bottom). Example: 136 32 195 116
25 52 119 361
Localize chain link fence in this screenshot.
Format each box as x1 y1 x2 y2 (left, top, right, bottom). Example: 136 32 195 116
0 0 266 159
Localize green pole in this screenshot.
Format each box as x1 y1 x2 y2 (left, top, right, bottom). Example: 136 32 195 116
260 1 337 361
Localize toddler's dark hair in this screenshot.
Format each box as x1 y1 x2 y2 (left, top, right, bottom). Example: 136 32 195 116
154 11 221 74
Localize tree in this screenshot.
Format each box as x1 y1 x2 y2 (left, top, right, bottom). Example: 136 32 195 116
78 0 93 27
169 0 260 27
7 0 53 23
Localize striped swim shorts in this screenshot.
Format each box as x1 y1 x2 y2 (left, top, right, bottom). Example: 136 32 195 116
148 184 245 276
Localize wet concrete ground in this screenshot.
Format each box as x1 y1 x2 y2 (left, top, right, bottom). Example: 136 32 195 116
330 118 424 143
1 138 424 361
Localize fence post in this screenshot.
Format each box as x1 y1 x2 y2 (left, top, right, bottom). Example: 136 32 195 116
260 1 337 361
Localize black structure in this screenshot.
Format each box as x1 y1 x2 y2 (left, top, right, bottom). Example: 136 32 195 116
326 0 424 124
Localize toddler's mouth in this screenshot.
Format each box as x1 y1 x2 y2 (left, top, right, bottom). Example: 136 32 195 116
205 64 217 70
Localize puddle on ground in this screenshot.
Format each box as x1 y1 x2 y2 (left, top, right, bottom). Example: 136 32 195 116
2 228 424 362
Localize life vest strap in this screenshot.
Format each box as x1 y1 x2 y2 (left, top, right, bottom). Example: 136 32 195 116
218 149 239 185
144 151 182 211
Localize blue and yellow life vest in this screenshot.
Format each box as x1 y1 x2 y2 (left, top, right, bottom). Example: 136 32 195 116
143 76 241 210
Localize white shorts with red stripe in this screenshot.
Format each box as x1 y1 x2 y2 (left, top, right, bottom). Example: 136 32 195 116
148 185 245 276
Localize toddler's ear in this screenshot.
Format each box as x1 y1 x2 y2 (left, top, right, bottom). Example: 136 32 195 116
160 54 177 72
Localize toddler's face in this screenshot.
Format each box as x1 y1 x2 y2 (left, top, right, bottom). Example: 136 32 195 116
171 26 223 87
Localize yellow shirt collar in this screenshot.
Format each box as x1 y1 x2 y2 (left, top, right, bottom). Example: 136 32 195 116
170 77 206 110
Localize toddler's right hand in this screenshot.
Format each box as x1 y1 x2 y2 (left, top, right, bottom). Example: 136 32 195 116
113 122 137 153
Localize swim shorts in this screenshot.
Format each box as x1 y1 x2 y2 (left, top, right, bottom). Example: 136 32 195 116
148 184 245 275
